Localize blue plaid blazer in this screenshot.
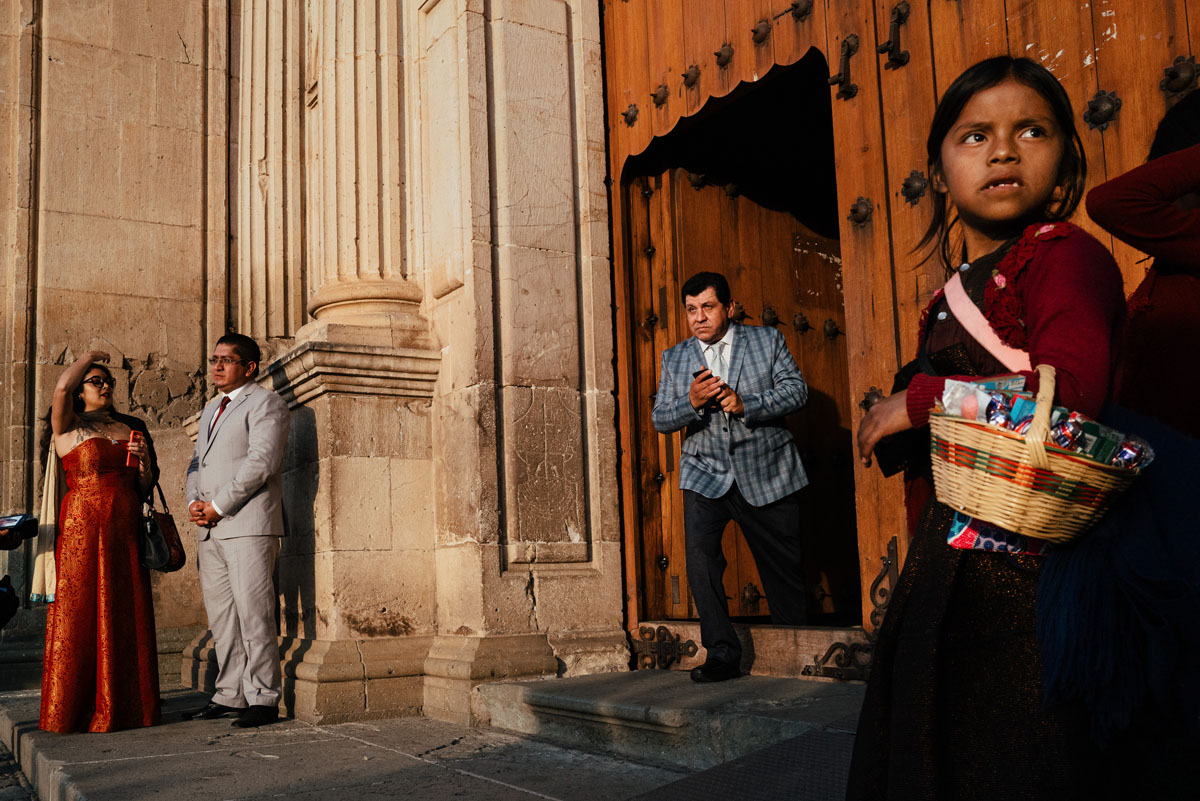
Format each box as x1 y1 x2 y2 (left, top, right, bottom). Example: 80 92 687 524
652 323 808 506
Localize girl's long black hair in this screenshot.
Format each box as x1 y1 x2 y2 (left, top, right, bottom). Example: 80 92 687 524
917 56 1087 270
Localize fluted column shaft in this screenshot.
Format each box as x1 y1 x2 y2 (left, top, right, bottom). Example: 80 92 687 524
237 0 304 339
305 0 419 326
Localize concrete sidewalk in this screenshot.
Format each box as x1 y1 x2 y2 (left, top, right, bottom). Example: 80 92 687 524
0 689 690 801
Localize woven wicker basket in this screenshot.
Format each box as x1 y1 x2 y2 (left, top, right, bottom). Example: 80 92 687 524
928 364 1139 543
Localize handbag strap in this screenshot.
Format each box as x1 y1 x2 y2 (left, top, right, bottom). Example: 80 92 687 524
943 272 1032 373
148 482 168 511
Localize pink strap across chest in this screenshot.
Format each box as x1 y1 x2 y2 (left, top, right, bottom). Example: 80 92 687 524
942 272 1032 373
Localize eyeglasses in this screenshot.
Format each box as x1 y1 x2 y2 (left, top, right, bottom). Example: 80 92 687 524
81 376 116 389
208 356 247 366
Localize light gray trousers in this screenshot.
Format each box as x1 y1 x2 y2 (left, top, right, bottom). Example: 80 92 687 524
196 534 282 708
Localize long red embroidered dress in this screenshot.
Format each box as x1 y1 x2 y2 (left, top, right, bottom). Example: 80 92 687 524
39 438 160 733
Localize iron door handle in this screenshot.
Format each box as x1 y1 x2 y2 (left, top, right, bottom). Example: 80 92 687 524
827 35 860 100
876 2 910 70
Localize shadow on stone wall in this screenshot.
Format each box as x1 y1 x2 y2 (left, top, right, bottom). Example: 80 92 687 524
278 405 318 639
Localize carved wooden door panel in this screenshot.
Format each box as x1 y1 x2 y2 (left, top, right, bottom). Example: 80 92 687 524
629 168 860 625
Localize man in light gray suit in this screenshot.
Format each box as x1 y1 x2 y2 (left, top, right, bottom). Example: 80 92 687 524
183 333 290 728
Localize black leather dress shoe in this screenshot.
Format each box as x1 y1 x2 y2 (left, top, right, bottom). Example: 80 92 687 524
689 661 742 683
231 705 279 728
181 701 243 720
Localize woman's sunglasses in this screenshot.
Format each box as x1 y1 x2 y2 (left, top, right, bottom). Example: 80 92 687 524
81 376 116 389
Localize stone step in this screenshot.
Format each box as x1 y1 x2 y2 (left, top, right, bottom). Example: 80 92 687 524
476 669 864 772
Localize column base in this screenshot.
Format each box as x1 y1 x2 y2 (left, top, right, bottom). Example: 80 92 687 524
281 635 433 723
180 630 220 693
303 279 432 345
423 633 559 726
547 629 631 676
0 637 44 691
157 625 205 691
182 631 433 724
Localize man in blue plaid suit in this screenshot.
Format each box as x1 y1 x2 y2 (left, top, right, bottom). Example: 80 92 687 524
652 271 809 682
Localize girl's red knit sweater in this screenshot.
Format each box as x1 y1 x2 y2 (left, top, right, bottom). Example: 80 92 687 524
904 222 1126 427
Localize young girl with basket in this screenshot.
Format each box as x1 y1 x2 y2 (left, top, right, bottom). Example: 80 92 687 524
847 57 1128 798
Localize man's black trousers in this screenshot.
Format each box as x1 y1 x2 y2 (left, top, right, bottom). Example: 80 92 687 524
683 484 808 668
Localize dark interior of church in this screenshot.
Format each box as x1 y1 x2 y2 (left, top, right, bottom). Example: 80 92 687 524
622 48 840 240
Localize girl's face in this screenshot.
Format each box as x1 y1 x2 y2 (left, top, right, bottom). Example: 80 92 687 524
934 78 1066 259
78 368 115 413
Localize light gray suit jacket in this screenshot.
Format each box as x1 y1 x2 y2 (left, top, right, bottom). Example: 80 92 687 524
186 381 290 539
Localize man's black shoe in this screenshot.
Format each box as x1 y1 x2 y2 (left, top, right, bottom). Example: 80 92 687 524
231 705 279 728
181 701 243 720
689 661 742 683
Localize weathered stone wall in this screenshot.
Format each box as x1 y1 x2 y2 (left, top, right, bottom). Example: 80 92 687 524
1 0 626 719
0 0 229 661
415 0 626 724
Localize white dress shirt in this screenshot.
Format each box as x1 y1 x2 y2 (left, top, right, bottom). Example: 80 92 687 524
702 324 736 379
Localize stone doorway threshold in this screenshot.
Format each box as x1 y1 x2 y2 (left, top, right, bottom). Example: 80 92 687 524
631 621 871 680
477 669 864 774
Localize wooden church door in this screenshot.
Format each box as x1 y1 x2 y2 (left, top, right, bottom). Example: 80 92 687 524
627 168 860 626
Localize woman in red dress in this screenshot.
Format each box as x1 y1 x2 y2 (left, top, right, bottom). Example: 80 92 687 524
39 350 161 732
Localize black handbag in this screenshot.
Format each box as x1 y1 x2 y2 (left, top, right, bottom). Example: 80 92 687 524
140 483 185 572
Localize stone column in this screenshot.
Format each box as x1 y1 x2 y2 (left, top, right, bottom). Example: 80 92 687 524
252 0 442 724
299 0 425 345
188 0 626 726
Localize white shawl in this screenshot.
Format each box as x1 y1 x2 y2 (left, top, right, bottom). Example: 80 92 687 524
30 449 64 603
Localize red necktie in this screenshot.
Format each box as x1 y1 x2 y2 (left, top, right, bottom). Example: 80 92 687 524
208 396 231 437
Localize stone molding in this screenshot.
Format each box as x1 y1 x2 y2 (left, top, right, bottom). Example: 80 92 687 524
504 541 590 565
306 278 423 321
423 633 559 726
546 629 631 676
266 340 440 408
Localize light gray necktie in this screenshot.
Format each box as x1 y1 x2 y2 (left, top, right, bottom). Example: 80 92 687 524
709 342 728 422
709 341 726 381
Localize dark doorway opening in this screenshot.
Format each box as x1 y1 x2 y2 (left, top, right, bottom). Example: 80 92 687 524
623 49 862 630
623 48 840 239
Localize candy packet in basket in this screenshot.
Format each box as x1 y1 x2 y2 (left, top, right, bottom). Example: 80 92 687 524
935 381 1155 471
930 365 1151 545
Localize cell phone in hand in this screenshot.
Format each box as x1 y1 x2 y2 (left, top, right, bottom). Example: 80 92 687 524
692 368 707 378
127 430 143 468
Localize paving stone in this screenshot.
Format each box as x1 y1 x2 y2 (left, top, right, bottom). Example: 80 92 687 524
0 689 688 801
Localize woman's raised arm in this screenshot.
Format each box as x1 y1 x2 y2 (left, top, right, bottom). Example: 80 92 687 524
50 350 110 435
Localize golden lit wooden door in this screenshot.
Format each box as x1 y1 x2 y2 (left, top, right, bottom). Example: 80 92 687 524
629 168 860 625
